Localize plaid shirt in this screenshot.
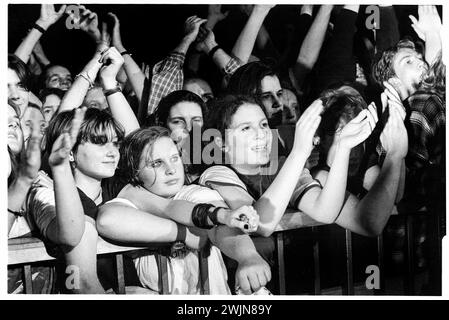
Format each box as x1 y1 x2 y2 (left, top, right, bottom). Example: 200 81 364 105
406 91 445 168
147 52 185 115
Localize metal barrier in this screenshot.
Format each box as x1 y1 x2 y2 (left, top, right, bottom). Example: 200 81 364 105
8 209 441 295
8 237 210 294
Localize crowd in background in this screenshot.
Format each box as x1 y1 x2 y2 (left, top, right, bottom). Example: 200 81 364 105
7 4 445 295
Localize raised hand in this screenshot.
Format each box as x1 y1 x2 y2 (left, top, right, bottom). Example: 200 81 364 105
184 16 208 44
49 107 86 168
337 103 378 150
382 82 406 121
19 118 44 182
409 5 442 41
194 26 216 53
292 99 323 157
73 5 101 42
225 205 259 233
235 253 271 295
36 4 67 30
108 12 125 52
380 105 408 159
99 47 125 88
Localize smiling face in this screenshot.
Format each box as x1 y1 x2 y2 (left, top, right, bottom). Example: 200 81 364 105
42 94 61 122
8 68 29 116
45 65 72 91
392 48 428 96
8 105 24 154
137 136 185 198
224 103 273 173
73 134 120 181
259 75 284 125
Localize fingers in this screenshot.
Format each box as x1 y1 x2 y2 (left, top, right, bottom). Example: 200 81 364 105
383 81 402 103
69 107 87 145
409 15 418 25
57 5 67 16
366 103 378 131
381 92 388 113
108 12 119 24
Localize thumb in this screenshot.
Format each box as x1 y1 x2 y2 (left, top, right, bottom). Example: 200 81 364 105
409 15 418 25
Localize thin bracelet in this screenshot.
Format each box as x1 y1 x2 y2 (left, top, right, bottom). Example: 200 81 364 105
75 73 94 89
103 86 122 97
120 51 131 57
33 23 46 34
208 45 221 59
8 208 24 217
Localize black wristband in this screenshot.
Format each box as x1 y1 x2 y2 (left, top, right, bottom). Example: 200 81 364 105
208 45 221 59
103 86 122 97
175 224 187 242
208 206 224 226
8 208 24 217
33 23 46 34
120 51 131 57
192 203 214 229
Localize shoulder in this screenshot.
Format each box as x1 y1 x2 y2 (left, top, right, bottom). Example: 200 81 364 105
199 166 247 191
174 185 224 204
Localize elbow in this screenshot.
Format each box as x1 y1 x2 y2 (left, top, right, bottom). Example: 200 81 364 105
56 232 83 247
96 212 113 238
256 224 275 238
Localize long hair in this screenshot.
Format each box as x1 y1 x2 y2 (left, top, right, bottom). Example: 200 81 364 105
419 51 446 100
147 90 207 128
8 54 31 91
44 108 125 169
117 126 171 187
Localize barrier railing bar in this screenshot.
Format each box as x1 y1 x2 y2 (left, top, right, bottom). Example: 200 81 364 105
115 254 126 294
275 232 286 294
312 226 321 295
343 229 354 295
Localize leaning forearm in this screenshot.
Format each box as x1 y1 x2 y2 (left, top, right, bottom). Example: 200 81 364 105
210 226 258 263
97 205 178 244
14 28 43 64
255 151 308 236
52 165 85 245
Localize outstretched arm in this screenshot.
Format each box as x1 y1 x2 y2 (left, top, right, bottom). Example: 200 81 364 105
335 103 408 236
8 121 43 235
292 5 333 87
232 5 274 64
14 4 66 64
409 5 442 65
98 47 140 135
46 108 86 247
58 10 108 113
146 15 206 115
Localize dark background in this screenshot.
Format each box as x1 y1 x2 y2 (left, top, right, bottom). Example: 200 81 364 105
8 4 428 75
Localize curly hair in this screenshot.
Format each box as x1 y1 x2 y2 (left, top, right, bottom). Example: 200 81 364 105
372 39 417 87
117 126 171 187
420 51 445 100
